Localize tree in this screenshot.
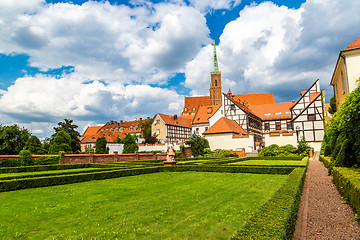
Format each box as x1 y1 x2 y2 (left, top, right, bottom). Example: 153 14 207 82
52 119 81 153
328 95 337 114
49 130 72 154
0 124 31 155
24 135 43 154
138 118 154 143
42 137 51 154
322 78 360 167
122 134 139 153
185 137 209 157
95 137 109 154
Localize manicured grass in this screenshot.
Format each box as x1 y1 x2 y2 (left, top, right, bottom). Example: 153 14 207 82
227 160 302 166
0 168 108 178
0 171 286 239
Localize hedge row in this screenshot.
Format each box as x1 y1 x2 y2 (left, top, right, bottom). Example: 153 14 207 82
0 156 60 168
232 167 307 239
165 165 295 175
319 155 333 174
0 166 128 181
0 166 162 192
0 163 115 174
332 167 360 214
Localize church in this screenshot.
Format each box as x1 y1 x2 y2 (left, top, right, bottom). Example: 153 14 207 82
178 39 326 152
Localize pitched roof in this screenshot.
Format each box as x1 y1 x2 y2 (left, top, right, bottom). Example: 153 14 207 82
83 126 102 136
192 105 221 124
232 93 276 106
158 113 193 128
184 96 210 110
203 117 247 135
343 36 360 51
250 102 294 120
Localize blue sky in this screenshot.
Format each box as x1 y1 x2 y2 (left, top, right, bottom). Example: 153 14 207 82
0 0 359 139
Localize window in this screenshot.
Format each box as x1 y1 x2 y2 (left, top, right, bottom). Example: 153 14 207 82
264 122 270 131
231 104 236 110
156 129 160 135
135 126 138 130
115 128 118 132
275 121 281 130
120 127 123 132
156 120 160 124
264 113 271 117
308 114 316 121
130 126 133 131
341 71 346 94
110 128 113 131
287 121 293 130
285 111 290 115
215 79 217 86
275 112 282 116
205 127 208 131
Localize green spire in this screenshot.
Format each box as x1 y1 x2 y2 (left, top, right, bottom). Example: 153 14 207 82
213 37 220 73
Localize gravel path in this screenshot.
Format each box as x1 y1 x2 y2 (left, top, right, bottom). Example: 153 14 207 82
293 154 360 239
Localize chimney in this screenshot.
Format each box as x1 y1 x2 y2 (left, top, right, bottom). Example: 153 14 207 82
139 118 142 121
174 114 178 121
120 120 123 124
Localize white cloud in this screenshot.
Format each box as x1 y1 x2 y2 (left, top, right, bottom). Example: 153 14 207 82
0 73 183 138
187 0 241 13
185 0 360 101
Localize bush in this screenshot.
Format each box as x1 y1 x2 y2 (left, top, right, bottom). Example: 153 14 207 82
232 168 306 239
334 139 354 167
259 144 301 157
95 137 109 154
203 149 238 158
122 134 138 154
49 130 72 154
185 137 210 157
332 167 360 215
19 150 32 166
24 135 43 154
297 137 312 157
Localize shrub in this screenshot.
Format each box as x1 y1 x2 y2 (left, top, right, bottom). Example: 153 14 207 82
24 135 43 154
259 144 300 157
49 130 72 154
185 137 210 157
122 134 138 154
334 139 354 167
19 150 32 166
95 137 109 154
297 137 312 156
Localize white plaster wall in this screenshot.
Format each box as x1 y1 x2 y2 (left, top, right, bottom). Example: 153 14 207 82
107 143 181 153
191 124 209 136
309 142 322 152
107 143 124 153
345 51 360 92
264 134 298 147
205 134 254 152
208 106 224 127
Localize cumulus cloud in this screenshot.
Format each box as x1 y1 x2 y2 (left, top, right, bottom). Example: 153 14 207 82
0 73 183 138
185 0 360 102
0 1 209 84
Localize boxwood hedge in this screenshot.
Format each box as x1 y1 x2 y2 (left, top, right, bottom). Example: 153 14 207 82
232 167 307 239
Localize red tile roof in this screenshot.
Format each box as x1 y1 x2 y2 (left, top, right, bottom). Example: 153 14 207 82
192 105 221 124
158 113 193 128
183 96 210 111
250 102 294 120
343 36 360 51
232 93 275 106
203 117 247 135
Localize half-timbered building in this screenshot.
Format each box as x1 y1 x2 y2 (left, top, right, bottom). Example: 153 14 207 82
290 80 325 150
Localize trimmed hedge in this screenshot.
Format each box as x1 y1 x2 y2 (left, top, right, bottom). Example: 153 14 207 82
0 166 162 192
165 165 295 175
0 156 60 167
332 167 360 214
0 163 114 174
232 167 307 239
319 155 333 174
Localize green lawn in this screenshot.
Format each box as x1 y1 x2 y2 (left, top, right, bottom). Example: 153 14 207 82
0 168 109 178
227 160 302 166
0 171 286 239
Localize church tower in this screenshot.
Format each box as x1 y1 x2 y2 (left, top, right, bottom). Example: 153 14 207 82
209 38 222 105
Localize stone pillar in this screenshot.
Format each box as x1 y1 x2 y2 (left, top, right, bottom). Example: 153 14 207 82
114 151 118 162
89 151 94 163
135 151 139 161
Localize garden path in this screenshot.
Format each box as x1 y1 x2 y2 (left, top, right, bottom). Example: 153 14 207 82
293 153 360 239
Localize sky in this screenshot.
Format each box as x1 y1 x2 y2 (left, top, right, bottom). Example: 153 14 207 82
0 0 360 139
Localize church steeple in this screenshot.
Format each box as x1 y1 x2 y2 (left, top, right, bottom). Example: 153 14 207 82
213 37 220 73
209 37 222 105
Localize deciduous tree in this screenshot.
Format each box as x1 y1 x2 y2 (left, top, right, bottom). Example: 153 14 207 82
52 119 81 153
0 124 30 155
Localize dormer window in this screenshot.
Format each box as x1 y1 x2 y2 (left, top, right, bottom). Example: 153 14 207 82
275 112 282 116
135 126 138 130
120 127 123 132
264 113 271 116
115 128 118 132
130 126 133 131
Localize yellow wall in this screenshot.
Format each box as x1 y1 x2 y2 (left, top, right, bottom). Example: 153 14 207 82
332 57 348 110
151 114 166 141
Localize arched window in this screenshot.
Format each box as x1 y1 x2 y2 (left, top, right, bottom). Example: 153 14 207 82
215 79 217 86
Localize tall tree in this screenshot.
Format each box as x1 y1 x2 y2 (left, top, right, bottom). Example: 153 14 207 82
0 124 31 155
122 134 139 153
138 118 155 143
49 130 72 154
328 95 337 114
95 137 109 154
24 135 43 154
52 119 81 153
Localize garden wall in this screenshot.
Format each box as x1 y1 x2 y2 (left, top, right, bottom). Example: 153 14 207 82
107 142 184 153
264 131 298 147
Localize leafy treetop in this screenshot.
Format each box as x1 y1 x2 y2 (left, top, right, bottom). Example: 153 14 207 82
52 119 81 153
0 124 31 155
